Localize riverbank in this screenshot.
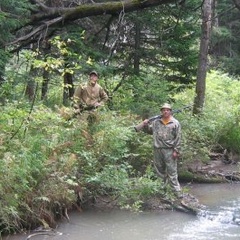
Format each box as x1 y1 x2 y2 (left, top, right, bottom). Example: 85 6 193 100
81 157 240 215
179 155 240 183
2 156 239 236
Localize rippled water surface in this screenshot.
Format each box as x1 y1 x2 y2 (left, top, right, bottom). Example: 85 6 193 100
3 183 240 240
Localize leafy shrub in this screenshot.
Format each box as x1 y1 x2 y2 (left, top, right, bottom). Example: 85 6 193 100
108 73 171 116
86 163 163 211
174 70 240 165
218 118 240 154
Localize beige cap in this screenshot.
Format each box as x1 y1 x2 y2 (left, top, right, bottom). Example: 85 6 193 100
160 103 172 110
89 71 98 77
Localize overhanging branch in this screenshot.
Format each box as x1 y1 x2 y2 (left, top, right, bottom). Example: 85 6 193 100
10 17 63 46
10 0 176 48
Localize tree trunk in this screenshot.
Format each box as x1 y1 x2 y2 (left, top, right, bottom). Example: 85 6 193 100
133 12 141 75
25 65 37 101
63 70 74 105
193 0 213 115
0 68 5 105
41 69 50 100
41 39 51 100
25 79 36 102
0 45 7 104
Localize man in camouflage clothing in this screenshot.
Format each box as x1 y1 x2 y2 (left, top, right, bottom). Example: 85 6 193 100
142 103 182 198
73 71 108 114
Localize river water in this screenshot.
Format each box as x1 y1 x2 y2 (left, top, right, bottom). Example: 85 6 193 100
3 183 240 240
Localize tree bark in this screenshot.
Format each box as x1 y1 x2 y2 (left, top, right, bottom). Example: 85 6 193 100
133 12 141 75
41 39 51 100
25 66 37 101
25 80 36 101
41 69 50 100
63 70 74 105
193 0 213 115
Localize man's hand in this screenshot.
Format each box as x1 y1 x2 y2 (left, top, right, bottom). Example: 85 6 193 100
143 119 149 125
173 150 180 159
94 102 101 107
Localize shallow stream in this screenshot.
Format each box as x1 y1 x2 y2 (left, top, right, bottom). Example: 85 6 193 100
3 183 240 240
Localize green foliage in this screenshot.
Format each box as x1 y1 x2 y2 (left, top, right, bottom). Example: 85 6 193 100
0 100 164 231
0 103 82 233
92 114 133 162
87 163 163 211
205 71 240 154
109 73 171 116
0 69 240 233
32 36 83 74
219 121 240 154
0 0 32 81
174 70 240 165
210 1 240 75
0 0 240 232
0 0 31 41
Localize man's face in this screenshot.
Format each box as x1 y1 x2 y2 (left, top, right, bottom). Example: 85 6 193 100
89 74 98 85
161 108 171 118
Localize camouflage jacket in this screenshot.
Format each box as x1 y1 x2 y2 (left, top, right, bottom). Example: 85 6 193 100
144 117 181 153
73 81 108 110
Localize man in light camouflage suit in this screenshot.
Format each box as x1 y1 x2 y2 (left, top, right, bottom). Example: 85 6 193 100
142 103 182 198
73 71 108 115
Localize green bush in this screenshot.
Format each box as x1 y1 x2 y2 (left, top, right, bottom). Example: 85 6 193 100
174 70 240 165
0 70 240 233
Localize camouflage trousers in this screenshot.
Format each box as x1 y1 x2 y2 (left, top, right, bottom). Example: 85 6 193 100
153 147 181 193
76 109 100 125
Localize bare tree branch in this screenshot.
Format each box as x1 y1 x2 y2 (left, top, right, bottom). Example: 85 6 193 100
10 17 63 45
10 0 176 48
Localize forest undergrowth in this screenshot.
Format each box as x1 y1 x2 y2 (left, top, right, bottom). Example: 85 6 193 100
0 71 239 235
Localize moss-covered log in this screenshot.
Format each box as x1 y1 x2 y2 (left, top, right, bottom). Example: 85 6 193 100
179 169 240 183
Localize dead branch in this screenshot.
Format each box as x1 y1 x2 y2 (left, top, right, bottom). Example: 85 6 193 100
10 0 176 49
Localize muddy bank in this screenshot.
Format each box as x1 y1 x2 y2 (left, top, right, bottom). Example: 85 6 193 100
84 158 240 216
